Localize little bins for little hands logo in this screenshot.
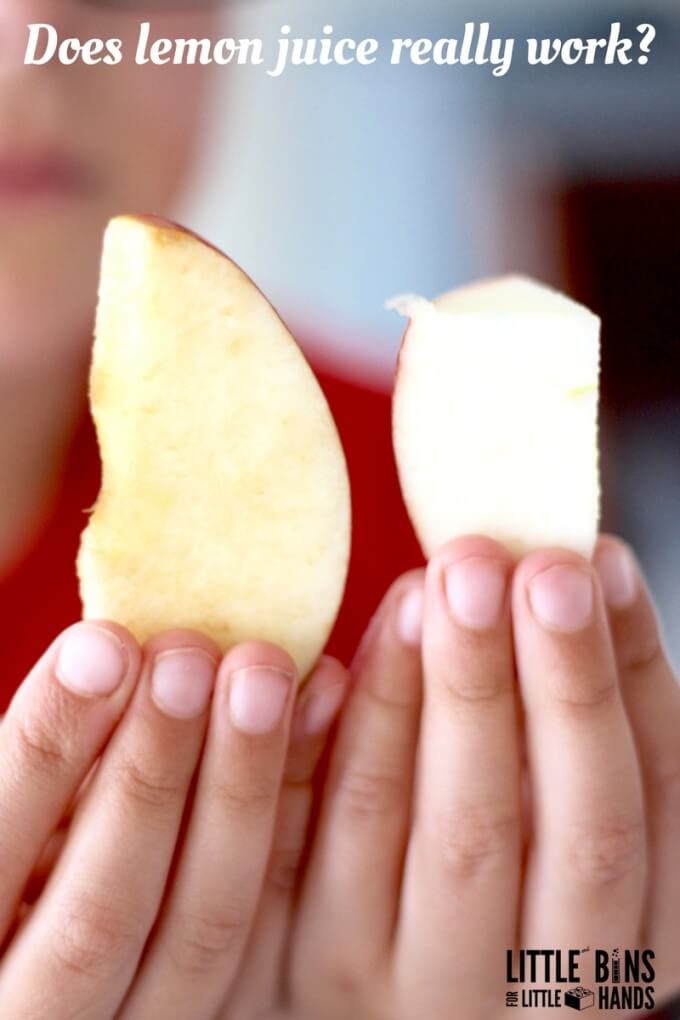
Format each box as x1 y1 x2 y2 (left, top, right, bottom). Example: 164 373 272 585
505 948 655 1011
564 987 595 1011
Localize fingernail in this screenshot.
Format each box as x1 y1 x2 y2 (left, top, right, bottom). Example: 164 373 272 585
595 544 638 609
151 648 216 719
397 587 423 646
445 558 507 630
528 565 594 632
56 624 128 697
300 683 346 737
229 666 294 735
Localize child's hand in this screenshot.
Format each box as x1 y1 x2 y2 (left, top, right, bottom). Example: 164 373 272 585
0 625 348 1018
284 536 679 1019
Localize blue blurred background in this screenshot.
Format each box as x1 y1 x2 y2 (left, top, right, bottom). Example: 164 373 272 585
184 0 679 666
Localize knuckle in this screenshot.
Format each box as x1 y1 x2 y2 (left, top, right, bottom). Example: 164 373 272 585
169 906 249 973
113 755 184 811
292 955 383 1018
321 960 384 1013
211 777 275 821
268 844 304 892
549 674 617 713
51 893 137 979
625 641 665 678
327 966 362 1002
12 712 74 779
361 674 419 714
567 816 645 885
354 626 422 714
434 803 519 879
432 633 511 704
316 956 363 1001
337 767 405 819
442 667 509 704
614 602 663 676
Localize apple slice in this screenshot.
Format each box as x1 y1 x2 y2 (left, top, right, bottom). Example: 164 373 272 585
390 275 600 560
78 215 351 678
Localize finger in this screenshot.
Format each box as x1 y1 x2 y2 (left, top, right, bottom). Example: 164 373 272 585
23 828 68 906
595 536 680 995
396 538 520 1016
224 656 350 1015
269 655 349 900
286 654 349 788
0 622 140 943
294 571 423 998
120 641 297 1020
0 630 218 1019
22 764 100 907
515 549 646 952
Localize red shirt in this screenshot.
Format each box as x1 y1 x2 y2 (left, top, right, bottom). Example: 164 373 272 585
0 364 423 709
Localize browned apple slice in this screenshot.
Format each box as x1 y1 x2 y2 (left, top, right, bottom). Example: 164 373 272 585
78 215 351 677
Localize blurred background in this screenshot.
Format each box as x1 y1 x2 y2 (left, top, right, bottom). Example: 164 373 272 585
183 0 679 667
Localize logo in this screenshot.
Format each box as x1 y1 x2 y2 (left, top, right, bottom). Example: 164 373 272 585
505 948 655 1011
564 987 594 1011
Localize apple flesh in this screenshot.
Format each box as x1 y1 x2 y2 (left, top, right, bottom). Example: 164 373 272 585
78 215 351 678
390 275 600 560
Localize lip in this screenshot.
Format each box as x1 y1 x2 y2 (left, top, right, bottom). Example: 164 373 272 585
0 152 94 202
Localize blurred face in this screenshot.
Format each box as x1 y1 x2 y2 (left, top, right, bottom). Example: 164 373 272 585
0 1 218 375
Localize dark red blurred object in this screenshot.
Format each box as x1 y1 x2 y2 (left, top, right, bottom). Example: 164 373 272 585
651 992 680 1020
561 177 680 536
563 177 680 410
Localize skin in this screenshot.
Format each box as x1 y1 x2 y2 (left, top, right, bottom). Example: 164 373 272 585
287 536 680 1019
0 2 678 1016
0 537 678 1018
0 628 350 1017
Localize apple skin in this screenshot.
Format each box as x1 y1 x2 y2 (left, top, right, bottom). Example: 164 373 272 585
78 215 352 679
128 213 226 257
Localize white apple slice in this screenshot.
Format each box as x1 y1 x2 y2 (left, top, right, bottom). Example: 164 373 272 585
78 215 351 678
390 275 600 560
